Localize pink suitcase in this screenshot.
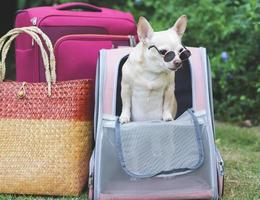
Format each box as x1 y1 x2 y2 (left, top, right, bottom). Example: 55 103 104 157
15 2 137 82
54 34 135 81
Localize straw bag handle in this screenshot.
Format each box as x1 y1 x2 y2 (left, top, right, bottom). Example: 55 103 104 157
0 26 56 83
0 27 56 96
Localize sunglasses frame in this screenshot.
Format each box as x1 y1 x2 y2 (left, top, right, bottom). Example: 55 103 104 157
148 45 191 62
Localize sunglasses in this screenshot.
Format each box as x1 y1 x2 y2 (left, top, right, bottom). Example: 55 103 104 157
148 45 191 62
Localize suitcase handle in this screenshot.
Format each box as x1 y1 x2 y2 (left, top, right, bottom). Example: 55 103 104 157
55 2 102 12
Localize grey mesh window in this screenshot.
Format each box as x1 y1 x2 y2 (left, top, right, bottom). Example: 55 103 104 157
115 109 204 178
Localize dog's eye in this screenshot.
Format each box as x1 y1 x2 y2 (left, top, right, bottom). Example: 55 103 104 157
159 49 167 55
179 48 184 53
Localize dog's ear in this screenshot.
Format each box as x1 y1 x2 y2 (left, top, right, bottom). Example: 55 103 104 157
137 16 154 43
172 15 187 38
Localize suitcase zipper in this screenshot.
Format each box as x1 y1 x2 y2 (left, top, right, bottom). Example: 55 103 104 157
129 35 136 47
31 17 38 25
216 149 224 176
55 34 135 50
30 17 38 46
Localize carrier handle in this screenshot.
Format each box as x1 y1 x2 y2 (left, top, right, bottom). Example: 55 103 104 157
0 27 56 96
55 2 102 12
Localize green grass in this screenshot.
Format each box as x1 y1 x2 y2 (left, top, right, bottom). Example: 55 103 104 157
0 123 259 200
215 122 260 200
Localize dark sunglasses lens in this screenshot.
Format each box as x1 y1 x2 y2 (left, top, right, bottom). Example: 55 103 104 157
180 49 191 60
164 51 175 62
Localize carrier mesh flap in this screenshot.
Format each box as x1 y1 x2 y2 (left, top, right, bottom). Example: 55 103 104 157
116 110 204 178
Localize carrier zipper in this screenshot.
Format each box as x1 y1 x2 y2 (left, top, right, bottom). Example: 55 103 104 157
30 17 38 46
218 159 224 176
128 35 136 47
217 150 224 176
88 173 94 187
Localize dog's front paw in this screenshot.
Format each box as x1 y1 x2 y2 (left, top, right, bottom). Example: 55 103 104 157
120 113 131 123
163 112 174 121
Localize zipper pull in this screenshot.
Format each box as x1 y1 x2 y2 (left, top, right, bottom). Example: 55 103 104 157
31 17 37 25
218 160 224 176
129 35 136 47
30 17 38 46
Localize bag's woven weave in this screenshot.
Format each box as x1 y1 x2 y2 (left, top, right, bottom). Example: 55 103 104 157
0 27 94 196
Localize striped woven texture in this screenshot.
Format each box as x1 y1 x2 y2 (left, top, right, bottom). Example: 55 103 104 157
0 80 93 196
0 27 94 196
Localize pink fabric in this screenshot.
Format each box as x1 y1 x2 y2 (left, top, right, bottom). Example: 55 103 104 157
55 35 107 81
22 4 135 25
15 2 137 82
189 47 206 111
100 190 212 200
15 11 39 81
88 185 94 200
15 49 35 82
40 17 136 35
103 48 132 115
218 174 224 197
54 34 131 82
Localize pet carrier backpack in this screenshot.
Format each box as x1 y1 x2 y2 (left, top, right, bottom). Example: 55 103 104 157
89 47 224 200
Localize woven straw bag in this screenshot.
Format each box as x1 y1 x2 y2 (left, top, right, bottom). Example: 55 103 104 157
0 27 93 196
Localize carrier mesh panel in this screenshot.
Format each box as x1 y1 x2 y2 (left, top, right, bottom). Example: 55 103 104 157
115 110 204 178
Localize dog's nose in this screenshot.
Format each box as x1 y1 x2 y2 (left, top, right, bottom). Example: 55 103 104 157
173 60 181 66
